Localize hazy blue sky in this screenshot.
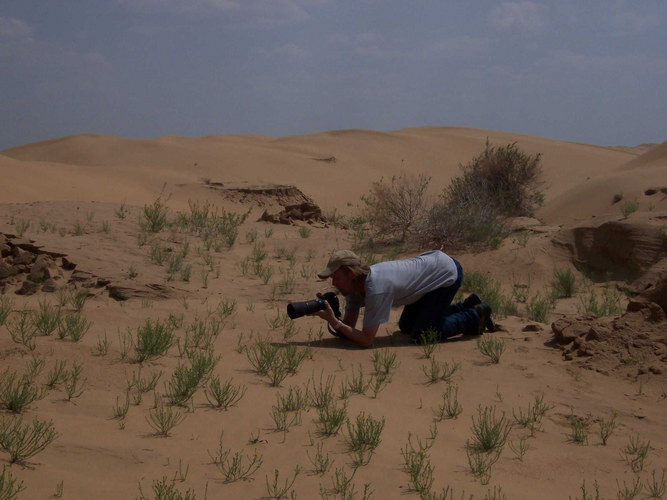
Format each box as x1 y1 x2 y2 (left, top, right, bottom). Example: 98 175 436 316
1 1 665 150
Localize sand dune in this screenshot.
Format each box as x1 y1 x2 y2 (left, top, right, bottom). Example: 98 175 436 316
2 127 647 222
0 127 665 500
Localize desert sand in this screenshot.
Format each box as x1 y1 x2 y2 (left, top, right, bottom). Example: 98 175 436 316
0 127 665 499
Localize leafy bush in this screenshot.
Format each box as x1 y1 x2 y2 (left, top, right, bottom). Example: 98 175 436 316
426 141 543 249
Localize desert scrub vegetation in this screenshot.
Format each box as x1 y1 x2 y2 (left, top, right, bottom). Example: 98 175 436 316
0 415 58 464
360 172 431 243
136 476 202 500
0 368 46 413
208 431 263 483
427 140 543 250
356 141 542 251
134 318 176 362
0 464 26 499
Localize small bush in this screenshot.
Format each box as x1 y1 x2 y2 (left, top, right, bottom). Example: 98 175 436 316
360 172 431 243
476 334 506 364
0 296 13 326
139 191 169 233
0 415 58 463
0 369 45 413
134 319 175 362
426 141 542 250
551 267 576 298
0 464 26 498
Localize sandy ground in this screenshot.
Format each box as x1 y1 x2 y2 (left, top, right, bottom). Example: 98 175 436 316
0 127 666 499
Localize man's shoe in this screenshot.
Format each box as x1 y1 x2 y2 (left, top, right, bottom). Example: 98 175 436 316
463 293 482 309
473 302 495 334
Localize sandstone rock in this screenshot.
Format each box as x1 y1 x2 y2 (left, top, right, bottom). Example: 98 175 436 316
41 278 59 292
108 282 180 301
15 280 38 296
12 247 34 266
0 243 10 257
0 261 17 279
522 324 543 332
30 254 61 282
69 270 109 288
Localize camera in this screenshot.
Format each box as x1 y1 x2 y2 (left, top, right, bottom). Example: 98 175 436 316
287 292 341 320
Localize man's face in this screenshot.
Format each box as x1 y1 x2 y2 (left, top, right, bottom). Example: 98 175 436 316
330 267 354 295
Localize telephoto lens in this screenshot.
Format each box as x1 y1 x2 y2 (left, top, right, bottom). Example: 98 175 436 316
286 298 325 319
286 292 340 320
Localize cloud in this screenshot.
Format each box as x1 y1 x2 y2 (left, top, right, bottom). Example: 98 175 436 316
117 0 312 23
252 43 308 58
490 2 548 34
0 17 33 40
611 10 660 36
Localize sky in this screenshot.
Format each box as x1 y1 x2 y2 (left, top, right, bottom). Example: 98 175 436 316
1 1 666 150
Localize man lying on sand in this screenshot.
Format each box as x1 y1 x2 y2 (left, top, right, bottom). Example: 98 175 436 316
313 249 495 348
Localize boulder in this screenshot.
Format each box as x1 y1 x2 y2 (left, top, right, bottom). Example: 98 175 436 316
11 247 35 266
15 280 38 296
30 254 61 282
0 261 17 279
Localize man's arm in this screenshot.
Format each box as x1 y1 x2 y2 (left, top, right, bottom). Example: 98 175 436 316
316 302 378 348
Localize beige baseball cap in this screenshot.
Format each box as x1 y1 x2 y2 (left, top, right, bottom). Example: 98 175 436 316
317 250 361 279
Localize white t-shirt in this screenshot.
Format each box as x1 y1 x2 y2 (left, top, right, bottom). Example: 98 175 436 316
345 250 458 328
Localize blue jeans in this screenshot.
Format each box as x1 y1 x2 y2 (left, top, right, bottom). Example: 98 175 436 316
398 260 480 340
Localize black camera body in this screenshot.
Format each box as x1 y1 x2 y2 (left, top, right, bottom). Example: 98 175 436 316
287 292 341 320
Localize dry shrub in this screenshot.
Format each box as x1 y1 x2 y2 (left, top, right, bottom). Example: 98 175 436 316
359 142 542 251
360 172 431 243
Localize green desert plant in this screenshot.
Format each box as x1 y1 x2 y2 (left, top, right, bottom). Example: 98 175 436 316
319 467 373 500
134 318 176 362
309 371 336 409
476 333 506 364
645 469 666 499
64 362 86 400
317 402 348 436
140 191 169 233
307 442 334 475
7 311 38 350
551 267 577 298
598 410 618 445
0 464 26 499
31 299 62 336
0 369 46 413
0 296 13 326
371 349 400 375
622 435 651 473
136 476 200 500
210 438 263 483
401 426 438 495
434 384 463 420
567 415 590 445
526 291 554 322
468 405 512 453
578 286 623 317
426 141 542 249
45 360 68 389
345 412 385 466
204 376 247 410
265 467 300 500
146 401 184 437
621 199 640 218
165 350 218 406
418 327 440 359
58 312 92 342
0 415 58 464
